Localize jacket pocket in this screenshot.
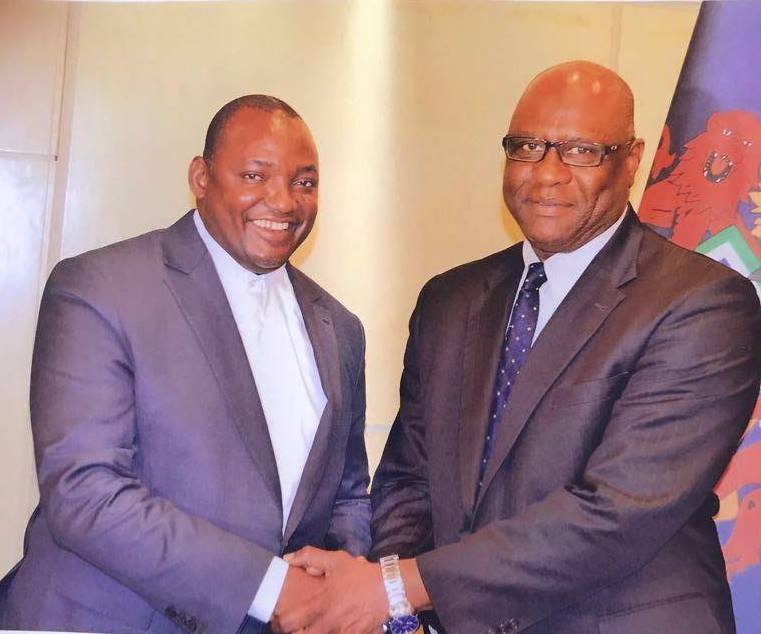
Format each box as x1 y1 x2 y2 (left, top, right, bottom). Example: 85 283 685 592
598 593 721 634
52 567 154 631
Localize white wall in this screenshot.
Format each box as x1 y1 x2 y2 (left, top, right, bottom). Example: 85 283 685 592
0 0 69 576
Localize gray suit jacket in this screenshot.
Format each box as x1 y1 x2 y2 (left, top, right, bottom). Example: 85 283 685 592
371 209 761 634
0 212 371 633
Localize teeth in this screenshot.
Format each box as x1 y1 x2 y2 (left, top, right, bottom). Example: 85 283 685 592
253 219 289 231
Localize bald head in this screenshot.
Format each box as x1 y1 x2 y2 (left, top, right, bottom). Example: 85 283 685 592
510 61 635 141
203 95 303 162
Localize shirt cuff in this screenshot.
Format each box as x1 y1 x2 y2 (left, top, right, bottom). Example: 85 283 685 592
248 556 289 623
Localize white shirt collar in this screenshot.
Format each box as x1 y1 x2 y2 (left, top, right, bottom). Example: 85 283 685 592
518 208 628 344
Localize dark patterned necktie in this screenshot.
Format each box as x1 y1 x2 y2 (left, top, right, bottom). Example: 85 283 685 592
477 261 547 489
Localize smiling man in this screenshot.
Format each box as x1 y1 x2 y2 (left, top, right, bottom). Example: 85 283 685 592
277 62 761 634
0 95 371 633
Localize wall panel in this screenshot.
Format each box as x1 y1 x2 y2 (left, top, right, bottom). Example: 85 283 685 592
0 0 68 574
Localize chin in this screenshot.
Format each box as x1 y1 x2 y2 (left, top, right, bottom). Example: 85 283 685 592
253 256 289 271
526 230 562 247
525 234 568 256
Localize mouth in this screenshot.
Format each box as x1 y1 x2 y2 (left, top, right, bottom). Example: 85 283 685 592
703 151 734 183
248 218 293 232
526 198 573 211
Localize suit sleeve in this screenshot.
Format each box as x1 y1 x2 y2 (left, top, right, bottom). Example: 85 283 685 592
415 273 761 632
325 318 372 556
370 289 434 560
31 257 277 634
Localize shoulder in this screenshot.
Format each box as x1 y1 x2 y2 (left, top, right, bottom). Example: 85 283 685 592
48 226 166 295
418 244 521 306
42 219 188 332
636 223 758 303
626 224 760 356
37 228 171 355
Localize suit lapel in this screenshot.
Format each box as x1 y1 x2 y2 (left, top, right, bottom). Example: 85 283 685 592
475 209 642 513
161 212 282 510
282 265 343 544
459 247 523 515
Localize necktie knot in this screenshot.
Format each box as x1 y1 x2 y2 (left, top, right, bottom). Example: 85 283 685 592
524 261 547 291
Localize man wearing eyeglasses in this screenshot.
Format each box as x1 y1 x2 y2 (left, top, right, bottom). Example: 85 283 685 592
273 61 761 634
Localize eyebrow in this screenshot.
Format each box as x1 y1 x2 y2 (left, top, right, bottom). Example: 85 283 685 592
507 133 592 142
243 159 274 167
241 160 317 173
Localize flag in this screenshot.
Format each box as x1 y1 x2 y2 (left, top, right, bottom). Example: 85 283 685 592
639 2 761 631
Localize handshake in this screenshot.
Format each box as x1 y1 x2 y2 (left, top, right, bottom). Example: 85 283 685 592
270 547 428 634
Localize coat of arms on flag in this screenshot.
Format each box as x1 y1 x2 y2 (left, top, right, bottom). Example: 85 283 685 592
639 2 761 631
641 109 761 286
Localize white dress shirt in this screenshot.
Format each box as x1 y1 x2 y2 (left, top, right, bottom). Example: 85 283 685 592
517 211 627 344
193 211 326 623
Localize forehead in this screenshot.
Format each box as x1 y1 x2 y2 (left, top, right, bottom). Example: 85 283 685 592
509 86 626 143
216 107 317 165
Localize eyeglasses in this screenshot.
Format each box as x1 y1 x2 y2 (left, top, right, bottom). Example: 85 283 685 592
502 135 634 167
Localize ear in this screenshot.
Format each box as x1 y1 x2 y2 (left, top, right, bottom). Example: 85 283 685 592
188 156 210 200
624 138 645 186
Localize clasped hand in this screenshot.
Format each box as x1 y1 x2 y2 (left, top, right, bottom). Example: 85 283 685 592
270 547 388 634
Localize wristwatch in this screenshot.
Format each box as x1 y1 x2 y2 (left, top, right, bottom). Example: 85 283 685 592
379 554 421 634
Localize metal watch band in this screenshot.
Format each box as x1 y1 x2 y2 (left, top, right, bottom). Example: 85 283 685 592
379 554 414 618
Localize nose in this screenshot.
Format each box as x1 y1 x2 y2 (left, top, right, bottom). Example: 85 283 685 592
264 177 294 213
533 146 573 185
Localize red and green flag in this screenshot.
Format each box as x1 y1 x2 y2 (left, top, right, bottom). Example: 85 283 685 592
640 2 761 630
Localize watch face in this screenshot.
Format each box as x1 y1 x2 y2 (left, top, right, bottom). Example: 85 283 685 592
388 614 421 634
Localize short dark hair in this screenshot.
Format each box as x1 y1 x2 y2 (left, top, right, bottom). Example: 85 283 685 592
202 95 302 161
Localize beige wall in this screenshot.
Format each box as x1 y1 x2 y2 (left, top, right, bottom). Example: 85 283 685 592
1 0 699 574
0 0 70 577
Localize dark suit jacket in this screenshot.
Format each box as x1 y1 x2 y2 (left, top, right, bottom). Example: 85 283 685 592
0 212 371 634
371 209 761 634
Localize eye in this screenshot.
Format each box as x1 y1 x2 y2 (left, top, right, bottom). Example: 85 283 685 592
522 141 542 152
242 172 264 182
722 128 732 136
743 139 753 147
294 177 318 189
565 144 593 155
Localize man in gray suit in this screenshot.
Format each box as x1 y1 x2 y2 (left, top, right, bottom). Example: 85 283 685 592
0 95 371 633
275 62 761 634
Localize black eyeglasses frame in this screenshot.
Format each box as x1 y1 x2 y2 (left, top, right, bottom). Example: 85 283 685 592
501 135 635 167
